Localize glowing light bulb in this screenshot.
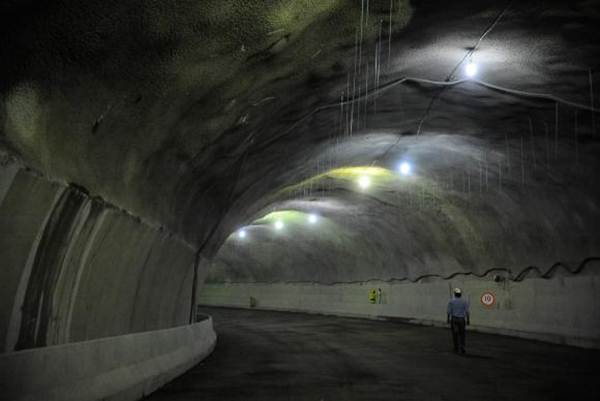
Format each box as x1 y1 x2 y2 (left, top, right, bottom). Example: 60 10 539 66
465 61 478 78
274 220 284 230
398 161 412 175
358 176 371 189
238 229 247 239
308 214 318 224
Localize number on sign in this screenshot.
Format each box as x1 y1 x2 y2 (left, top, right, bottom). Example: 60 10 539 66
480 292 496 307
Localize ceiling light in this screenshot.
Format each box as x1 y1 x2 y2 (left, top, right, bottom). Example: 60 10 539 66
274 220 284 230
465 61 478 78
358 176 371 189
398 161 412 175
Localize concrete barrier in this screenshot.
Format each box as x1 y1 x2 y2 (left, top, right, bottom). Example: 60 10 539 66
0 317 216 401
199 275 600 349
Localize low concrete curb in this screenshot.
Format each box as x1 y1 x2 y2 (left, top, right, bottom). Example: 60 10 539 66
0 317 217 401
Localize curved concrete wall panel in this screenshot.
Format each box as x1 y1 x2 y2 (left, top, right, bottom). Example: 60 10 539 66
0 318 216 401
0 161 197 353
0 169 63 352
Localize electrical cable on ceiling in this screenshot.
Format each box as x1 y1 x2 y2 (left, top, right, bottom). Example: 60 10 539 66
375 76 599 113
264 74 599 157
255 1 595 168
414 0 514 138
445 0 514 81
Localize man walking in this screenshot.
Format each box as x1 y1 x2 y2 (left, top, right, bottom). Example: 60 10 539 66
447 288 470 354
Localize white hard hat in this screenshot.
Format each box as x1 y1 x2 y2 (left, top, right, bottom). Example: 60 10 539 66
453 288 462 294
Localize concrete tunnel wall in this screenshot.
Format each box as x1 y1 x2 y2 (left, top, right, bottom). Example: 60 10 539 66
0 155 216 400
199 134 600 348
1 0 600 398
199 273 600 349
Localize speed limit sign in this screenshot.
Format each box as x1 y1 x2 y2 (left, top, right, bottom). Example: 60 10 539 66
480 292 496 307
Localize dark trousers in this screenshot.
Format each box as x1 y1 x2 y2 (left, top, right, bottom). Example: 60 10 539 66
451 317 466 352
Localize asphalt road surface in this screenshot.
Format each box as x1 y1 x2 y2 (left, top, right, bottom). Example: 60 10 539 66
145 307 600 401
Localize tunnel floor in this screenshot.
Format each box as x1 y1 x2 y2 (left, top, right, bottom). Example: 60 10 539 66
145 307 600 401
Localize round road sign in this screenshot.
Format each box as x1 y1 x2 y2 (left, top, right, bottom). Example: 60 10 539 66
480 292 496 307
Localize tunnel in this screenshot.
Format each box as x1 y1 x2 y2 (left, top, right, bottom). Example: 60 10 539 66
0 0 599 400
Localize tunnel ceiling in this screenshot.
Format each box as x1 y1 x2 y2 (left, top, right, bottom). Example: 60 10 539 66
1 0 600 267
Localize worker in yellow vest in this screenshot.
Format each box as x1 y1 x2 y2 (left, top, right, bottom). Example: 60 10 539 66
369 289 377 303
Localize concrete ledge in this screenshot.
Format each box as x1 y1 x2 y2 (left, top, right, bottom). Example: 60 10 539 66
199 276 600 349
0 317 217 401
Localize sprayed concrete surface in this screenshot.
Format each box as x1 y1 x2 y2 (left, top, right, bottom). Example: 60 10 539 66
1 1 599 398
145 307 600 401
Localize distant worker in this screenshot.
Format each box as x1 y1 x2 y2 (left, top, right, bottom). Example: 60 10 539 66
447 288 470 354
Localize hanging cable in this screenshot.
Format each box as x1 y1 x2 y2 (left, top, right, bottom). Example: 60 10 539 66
414 0 514 138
